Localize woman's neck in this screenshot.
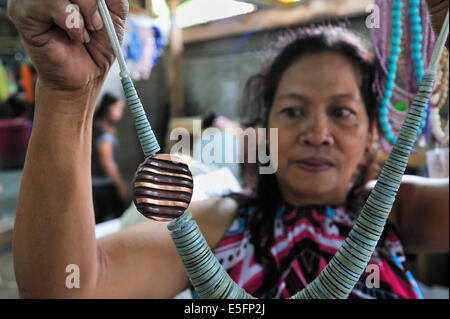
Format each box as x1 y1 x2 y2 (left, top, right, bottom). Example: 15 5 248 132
279 185 349 209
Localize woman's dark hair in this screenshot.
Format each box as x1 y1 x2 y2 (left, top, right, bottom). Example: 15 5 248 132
227 24 382 297
93 92 120 122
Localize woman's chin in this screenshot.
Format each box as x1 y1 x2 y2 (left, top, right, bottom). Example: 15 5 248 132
290 167 338 184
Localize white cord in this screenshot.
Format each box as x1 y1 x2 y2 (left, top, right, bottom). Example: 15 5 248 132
97 0 129 78
96 0 160 156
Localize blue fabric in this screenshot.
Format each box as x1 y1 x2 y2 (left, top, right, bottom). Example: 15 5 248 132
96 131 118 147
124 20 143 62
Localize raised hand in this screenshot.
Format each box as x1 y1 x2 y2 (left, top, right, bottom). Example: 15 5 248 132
8 0 128 92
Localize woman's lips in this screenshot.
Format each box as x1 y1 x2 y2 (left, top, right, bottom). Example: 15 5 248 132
295 157 334 172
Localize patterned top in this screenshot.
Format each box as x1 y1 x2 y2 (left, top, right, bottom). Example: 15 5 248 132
210 204 422 299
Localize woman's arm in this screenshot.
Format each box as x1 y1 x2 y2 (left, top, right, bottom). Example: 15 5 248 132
95 196 238 298
10 0 238 298
393 175 449 254
13 85 102 298
8 0 127 297
97 140 128 200
16 93 237 298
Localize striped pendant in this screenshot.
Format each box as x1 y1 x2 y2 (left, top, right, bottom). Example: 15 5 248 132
133 154 193 222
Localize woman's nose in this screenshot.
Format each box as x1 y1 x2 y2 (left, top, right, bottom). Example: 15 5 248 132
298 114 334 147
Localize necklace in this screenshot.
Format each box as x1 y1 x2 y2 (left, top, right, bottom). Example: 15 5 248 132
98 0 449 299
372 0 444 152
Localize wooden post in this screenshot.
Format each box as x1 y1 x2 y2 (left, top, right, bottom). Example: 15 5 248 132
167 0 184 116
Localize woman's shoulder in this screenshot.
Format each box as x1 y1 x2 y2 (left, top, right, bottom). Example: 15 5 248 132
95 131 117 145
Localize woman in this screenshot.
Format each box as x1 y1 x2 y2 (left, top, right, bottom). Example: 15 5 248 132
91 92 129 224
216 26 447 299
10 0 448 299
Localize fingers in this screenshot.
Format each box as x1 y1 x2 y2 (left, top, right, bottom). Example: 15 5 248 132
8 0 88 44
8 0 128 44
8 0 105 44
72 0 104 31
51 0 90 43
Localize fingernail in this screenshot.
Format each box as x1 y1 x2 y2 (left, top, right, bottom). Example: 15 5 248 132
92 10 103 30
84 29 91 43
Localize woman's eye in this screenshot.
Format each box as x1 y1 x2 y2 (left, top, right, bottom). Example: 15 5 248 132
281 107 304 118
331 107 353 118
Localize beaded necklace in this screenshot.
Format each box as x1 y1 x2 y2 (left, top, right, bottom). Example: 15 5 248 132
98 0 449 299
371 0 450 153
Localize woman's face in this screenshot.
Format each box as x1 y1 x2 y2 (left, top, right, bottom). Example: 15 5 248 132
268 52 374 207
107 100 125 123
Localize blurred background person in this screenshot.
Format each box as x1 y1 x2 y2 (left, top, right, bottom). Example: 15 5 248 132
91 92 130 224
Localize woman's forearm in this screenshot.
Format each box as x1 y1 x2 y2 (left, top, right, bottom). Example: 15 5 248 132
13 84 102 298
